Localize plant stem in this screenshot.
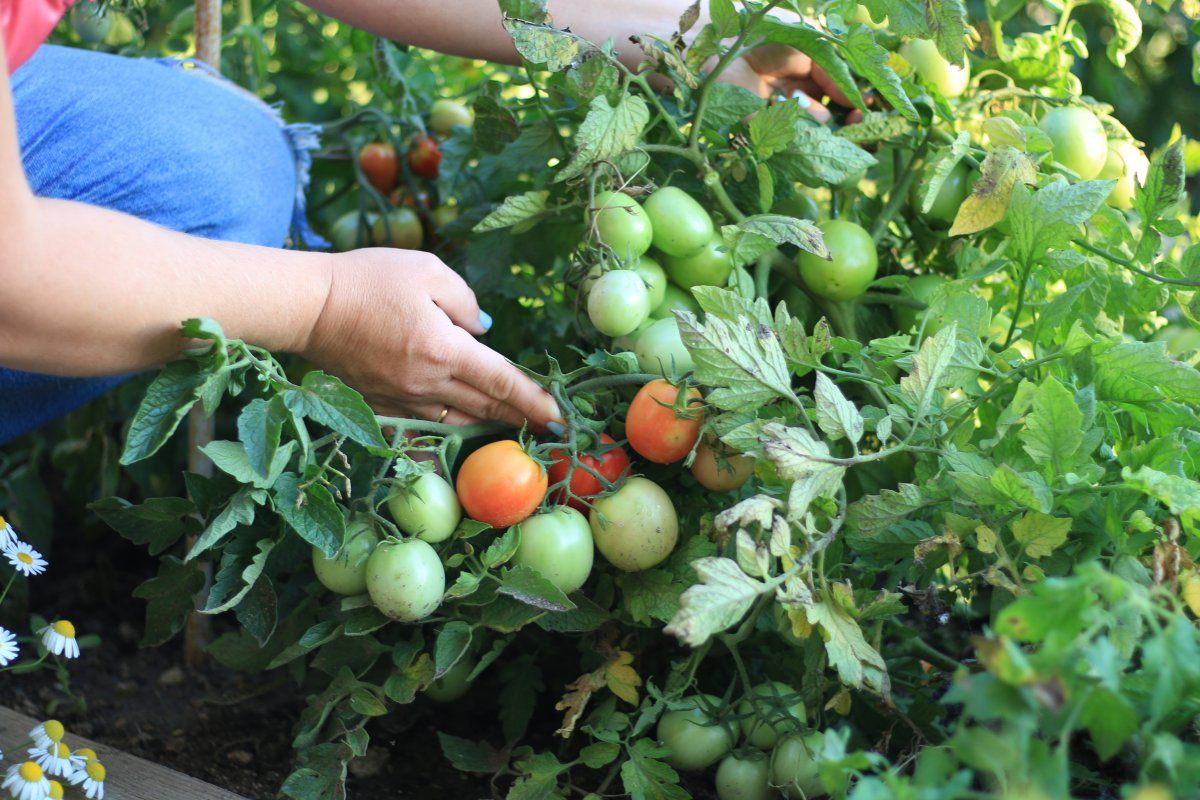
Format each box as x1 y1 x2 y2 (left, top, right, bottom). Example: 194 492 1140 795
1073 237 1200 288
861 292 926 309
870 138 929 243
374 416 509 438
903 636 963 672
525 63 570 157
565 373 663 397
1003 257 1032 348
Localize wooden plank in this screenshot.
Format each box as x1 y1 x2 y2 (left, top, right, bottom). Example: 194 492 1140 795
0 706 248 800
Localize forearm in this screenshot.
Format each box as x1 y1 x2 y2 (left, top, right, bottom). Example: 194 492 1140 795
0 195 332 376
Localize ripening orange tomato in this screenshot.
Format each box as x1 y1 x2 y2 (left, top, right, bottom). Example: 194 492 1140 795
626 379 705 464
456 440 547 527
359 142 398 194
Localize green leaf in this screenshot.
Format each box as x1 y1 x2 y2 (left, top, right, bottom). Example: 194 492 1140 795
726 214 828 260
1081 687 1138 760
616 569 683 624
201 439 295 490
132 556 207 646
1121 466 1200 517
760 422 846 519
621 738 688 800
749 100 803 159
862 0 968 64
806 596 890 696
434 621 473 677
475 190 551 233
772 124 877 186
899 324 959 419
284 371 385 448
268 620 343 669
273 473 346 558
89 496 198 556
556 93 649 182
237 396 286 480
990 465 1053 512
472 94 521 154
1095 0 1142 66
676 308 796 410
663 557 763 646
839 26 918 121
845 484 927 536
482 526 521 569
691 285 773 327
914 135 972 214
281 742 351 800
1019 376 1084 474
186 486 262 560
701 83 764 132
498 564 577 612
1011 512 1071 559
580 742 621 769
1093 341 1200 403
814 372 864 443
121 359 207 464
1135 140 1185 226
1007 180 1111 266
757 18 864 111
438 733 507 773
204 535 276 615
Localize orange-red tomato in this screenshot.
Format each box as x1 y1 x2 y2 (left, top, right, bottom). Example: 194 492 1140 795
359 142 398 194
547 433 630 511
626 380 705 464
690 439 754 492
456 440 548 527
408 134 442 179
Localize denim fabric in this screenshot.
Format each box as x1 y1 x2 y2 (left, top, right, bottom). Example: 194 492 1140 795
0 45 321 444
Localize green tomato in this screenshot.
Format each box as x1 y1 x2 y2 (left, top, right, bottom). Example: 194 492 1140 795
425 657 474 702
1153 325 1200 357
771 733 826 800
775 192 822 221
853 4 888 29
633 255 668 310
665 233 734 289
737 682 806 749
589 477 678 571
591 191 654 262
512 507 594 594
1097 140 1148 210
650 283 702 320
365 539 445 622
910 161 972 227
716 753 772 800
429 99 474 135
328 211 368 252
656 695 735 771
798 220 878 302
71 5 113 43
900 39 970 98
312 520 379 595
1038 107 1107 180
613 319 653 352
634 317 695 377
588 270 651 337
371 207 424 250
893 274 949 332
387 472 462 543
644 187 714 257
779 284 817 322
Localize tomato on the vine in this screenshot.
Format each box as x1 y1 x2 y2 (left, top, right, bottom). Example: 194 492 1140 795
365 538 445 622
650 283 702 320
633 256 668 310
408 134 442 179
893 274 948 332
371 208 424 250
797 220 878 302
775 191 822 221
588 270 651 337
643 187 714 257
312 519 378 595
910 161 972 227
626 379 704 464
431 204 460 228
900 38 970 98
359 142 399 193
591 191 654 262
456 440 547 527
425 657 474 702
387 472 462 543
588 477 678 571
665 233 734 289
1038 106 1107 180
547 433 630 511
737 681 806 749
429 99 474 136
328 210 367 252
715 752 771 800
512 506 595 593
655 695 735 771
634 317 695 377
1098 139 1148 209
690 439 754 492
771 733 826 800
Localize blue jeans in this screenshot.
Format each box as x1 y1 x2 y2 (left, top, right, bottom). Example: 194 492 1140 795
1 45 323 444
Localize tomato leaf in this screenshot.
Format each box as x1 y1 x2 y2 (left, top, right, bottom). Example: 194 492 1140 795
663 557 764 646
555 93 649 183
498 564 577 612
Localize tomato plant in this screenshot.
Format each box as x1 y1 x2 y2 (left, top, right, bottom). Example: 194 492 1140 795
311 519 378 595
797 220 877 302
546 433 629 510
591 191 654 262
625 379 704 464
365 538 445 622
643 187 715 257
386 472 462 543
715 752 771 800
587 269 651 337
1038 106 1108 180
656 695 736 771
665 233 734 289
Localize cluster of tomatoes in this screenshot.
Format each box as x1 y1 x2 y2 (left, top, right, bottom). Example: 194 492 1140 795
326 99 473 253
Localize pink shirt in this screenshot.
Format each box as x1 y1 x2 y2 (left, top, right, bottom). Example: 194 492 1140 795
2 0 74 72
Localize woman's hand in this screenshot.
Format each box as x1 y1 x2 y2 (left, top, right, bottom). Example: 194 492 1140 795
723 44 864 124
304 248 562 430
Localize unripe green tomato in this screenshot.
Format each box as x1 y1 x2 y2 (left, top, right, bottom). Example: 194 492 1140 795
328 211 368 252
589 477 678 571
900 39 970 99
431 204 460 228
893 274 949 332
512 507 595 594
312 520 379 595
643 187 714 257
1038 107 1107 180
1127 785 1175 800
371 207 424 249
613 319 653 352
387 472 462 543
365 539 445 622
656 695 735 770
591 191 654 262
771 733 826 799
71 5 113 43
429 99 474 135
633 255 668 310
910 161 972 227
1097 140 1148 210
665 233 734 289
650 283 702 320
798 220 878 302
588 270 651 336
425 657 474 702
853 4 888 29
737 682 806 749
775 192 822 221
779 284 817 322
634 317 695 376
1152 324 1200 356
102 11 136 46
716 753 771 800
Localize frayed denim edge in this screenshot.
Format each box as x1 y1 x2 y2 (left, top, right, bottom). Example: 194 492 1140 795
153 56 331 250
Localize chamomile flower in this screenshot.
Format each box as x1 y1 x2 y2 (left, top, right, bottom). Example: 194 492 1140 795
3 760 51 800
0 626 18 666
68 758 106 800
0 514 18 552
39 622 79 659
28 721 65 751
46 780 65 800
29 742 73 778
67 748 97 771
6 541 47 577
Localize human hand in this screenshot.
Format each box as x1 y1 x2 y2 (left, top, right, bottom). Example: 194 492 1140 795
722 44 865 124
304 248 562 430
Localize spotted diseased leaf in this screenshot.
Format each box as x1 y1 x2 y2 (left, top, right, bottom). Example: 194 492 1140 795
806 596 890 697
676 308 796 410
503 17 597 71
1135 140 1186 229
760 423 846 519
556 94 649 182
498 564 577 612
691 286 773 328
726 215 828 260
604 649 643 705
474 190 550 232
845 483 927 536
814 373 864 443
664 557 764 646
949 146 1037 236
1011 512 1071 559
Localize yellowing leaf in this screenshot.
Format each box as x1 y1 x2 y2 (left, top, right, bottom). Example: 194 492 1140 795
603 650 642 706
950 146 1037 236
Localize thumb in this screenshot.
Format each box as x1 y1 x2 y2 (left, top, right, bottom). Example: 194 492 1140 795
424 258 490 336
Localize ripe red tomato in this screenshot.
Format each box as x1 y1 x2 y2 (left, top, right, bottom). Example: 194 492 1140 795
408 134 443 179
547 433 630 511
456 440 548 527
359 142 398 194
626 380 705 464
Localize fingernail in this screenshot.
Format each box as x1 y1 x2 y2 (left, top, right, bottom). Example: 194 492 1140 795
547 421 565 437
479 310 493 332
791 90 812 109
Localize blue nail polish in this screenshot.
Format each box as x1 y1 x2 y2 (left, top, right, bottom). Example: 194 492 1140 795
479 310 493 332
547 421 565 437
792 90 812 109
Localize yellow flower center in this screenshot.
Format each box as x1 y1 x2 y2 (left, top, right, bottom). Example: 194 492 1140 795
43 720 64 742
48 780 64 800
73 748 96 761
85 761 106 782
53 742 70 758
17 552 32 565
0 514 8 527
51 621 75 638
18 761 43 782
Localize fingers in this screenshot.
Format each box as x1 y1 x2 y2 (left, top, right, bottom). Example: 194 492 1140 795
407 402 484 428
744 43 812 79
809 65 856 109
774 83 832 124
449 330 563 431
420 256 488 335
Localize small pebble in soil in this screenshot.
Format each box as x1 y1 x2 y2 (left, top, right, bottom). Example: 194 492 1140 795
158 666 185 687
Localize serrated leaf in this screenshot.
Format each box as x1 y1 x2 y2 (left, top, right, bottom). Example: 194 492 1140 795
663 557 764 646
121 359 208 464
474 190 551 232
274 473 345 557
899 324 959 418
238 396 286 480
556 94 649 182
773 124 877 186
1007 180 1111 266
1122 466 1200 517
1011 512 1070 559
949 146 1037 236
840 26 918 121
434 621 473 677
616 570 682 624
89 496 197 556
749 100 803 159
132 556 207 646
503 17 596 71
621 738 688 800
845 484 927 536
1019 377 1083 474
676 309 796 410
498 564 577 612
284 371 384 448
806 597 890 696
1095 0 1142 66
814 373 864 443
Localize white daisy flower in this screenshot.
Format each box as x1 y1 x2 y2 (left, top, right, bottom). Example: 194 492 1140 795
3 760 51 800
0 514 18 552
28 720 65 750
68 759 106 800
6 542 47 577
67 747 97 771
28 743 73 778
39 622 79 659
46 780 65 800
0 626 18 666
